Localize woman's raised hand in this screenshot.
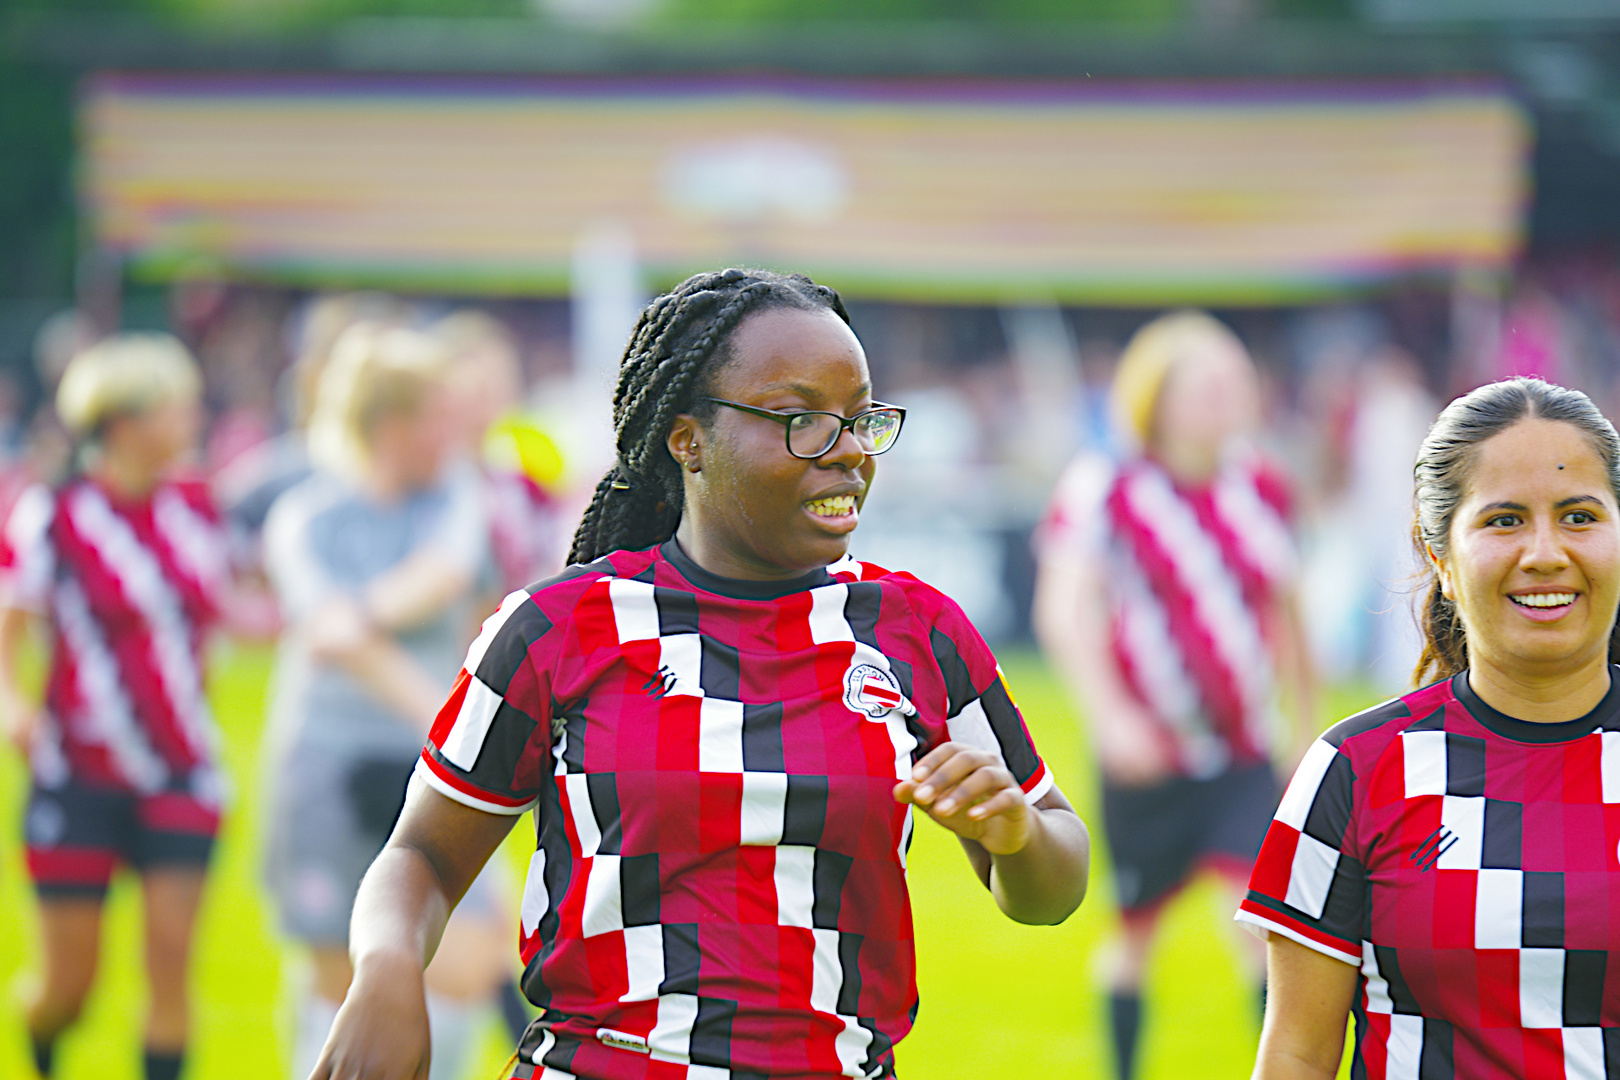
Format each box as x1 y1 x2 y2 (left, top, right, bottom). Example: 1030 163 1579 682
893 741 1033 855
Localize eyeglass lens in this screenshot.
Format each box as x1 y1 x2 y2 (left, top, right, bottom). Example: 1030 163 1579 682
786 409 903 458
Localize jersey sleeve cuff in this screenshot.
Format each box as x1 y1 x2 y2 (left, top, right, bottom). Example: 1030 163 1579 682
414 753 537 816
1022 760 1055 804
1234 899 1360 968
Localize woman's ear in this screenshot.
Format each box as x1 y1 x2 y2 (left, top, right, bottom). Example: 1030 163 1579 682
1425 542 1453 601
667 414 703 474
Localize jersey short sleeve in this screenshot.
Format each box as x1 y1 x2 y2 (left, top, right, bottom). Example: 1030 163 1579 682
908 578 1055 804
416 586 559 814
1034 452 1112 562
0 484 55 613
262 479 341 622
1236 733 1367 966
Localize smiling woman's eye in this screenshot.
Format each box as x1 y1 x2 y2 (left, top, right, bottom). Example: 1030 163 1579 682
1485 513 1520 528
1566 509 1598 524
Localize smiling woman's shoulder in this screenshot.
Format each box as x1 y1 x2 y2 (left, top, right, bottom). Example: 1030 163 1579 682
826 553 981 629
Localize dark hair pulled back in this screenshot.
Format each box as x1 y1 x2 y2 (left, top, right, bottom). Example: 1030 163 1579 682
1411 376 1620 687
567 268 851 565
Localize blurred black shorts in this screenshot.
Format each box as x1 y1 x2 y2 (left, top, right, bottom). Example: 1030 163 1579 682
25 778 218 899
1101 760 1279 915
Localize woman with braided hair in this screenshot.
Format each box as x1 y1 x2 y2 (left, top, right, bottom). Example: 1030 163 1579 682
311 268 1090 1080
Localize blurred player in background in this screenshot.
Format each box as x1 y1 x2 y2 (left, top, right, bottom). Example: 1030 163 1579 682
1034 311 1316 1080
0 334 227 1080
432 309 564 589
260 324 514 1080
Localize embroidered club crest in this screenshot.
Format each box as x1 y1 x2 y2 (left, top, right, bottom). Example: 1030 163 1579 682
843 662 916 720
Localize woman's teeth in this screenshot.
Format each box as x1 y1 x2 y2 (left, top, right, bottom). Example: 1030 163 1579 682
1512 593 1576 608
806 495 856 518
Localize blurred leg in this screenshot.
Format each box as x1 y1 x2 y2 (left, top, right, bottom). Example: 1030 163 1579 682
311 945 353 1002
292 947 352 1080
1107 908 1161 1080
424 901 511 1080
141 867 207 1080
27 895 104 1073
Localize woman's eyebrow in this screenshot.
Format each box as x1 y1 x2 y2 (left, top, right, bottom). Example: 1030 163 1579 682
755 381 874 399
1477 495 1604 514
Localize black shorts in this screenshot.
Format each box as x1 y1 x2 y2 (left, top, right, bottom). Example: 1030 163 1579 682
24 779 218 899
1101 760 1279 914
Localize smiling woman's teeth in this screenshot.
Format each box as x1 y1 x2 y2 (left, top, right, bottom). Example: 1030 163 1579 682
806 495 856 518
1512 593 1577 608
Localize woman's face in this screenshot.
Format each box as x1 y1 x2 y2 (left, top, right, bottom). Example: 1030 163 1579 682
669 306 877 580
107 394 200 475
369 392 454 489
1150 336 1259 475
1438 418 1620 684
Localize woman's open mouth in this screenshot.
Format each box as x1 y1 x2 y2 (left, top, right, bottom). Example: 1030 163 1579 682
805 494 857 519
1510 592 1577 620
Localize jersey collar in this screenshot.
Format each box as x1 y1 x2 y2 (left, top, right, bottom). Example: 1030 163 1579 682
1452 665 1620 743
659 539 836 601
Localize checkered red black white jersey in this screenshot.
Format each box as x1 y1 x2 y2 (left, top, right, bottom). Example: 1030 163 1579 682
1041 452 1296 780
417 539 1054 1080
1237 670 1620 1079
0 478 226 795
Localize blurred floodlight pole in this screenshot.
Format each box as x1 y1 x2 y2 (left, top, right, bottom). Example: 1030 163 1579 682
570 219 644 479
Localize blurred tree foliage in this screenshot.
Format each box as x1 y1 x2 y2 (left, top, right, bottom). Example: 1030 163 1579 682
652 0 1353 25
0 58 75 300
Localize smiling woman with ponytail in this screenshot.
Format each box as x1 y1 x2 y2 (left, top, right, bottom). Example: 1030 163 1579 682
1242 376 1620 1080
310 268 1089 1080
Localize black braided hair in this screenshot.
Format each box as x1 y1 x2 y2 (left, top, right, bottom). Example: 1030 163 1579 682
568 268 852 565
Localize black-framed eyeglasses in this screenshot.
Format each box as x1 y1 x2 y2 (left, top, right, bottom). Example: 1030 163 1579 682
704 398 906 460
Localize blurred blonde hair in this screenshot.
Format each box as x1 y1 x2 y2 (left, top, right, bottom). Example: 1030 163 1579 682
289 292 412 428
432 308 518 359
56 331 201 436
1109 310 1248 451
306 323 449 479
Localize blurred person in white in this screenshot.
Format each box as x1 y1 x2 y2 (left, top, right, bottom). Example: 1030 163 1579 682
217 291 413 556
0 334 226 1080
260 324 512 1080
1034 310 1316 1080
1340 349 1437 687
432 310 564 589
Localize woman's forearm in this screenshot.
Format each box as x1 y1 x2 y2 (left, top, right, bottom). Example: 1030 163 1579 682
0 605 35 700
986 804 1090 925
325 633 444 734
348 841 452 976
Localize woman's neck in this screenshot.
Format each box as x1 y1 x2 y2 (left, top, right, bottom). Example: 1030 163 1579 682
1467 653 1614 723
89 454 160 500
358 456 416 502
1151 441 1220 485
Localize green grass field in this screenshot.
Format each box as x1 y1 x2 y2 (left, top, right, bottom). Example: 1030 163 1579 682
0 644 1375 1080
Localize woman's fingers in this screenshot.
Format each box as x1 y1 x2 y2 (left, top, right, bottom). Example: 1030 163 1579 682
899 743 1000 806
892 741 1031 850
931 763 1015 816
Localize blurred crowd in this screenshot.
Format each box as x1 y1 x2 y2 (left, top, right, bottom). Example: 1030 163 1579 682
1 258 1619 676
